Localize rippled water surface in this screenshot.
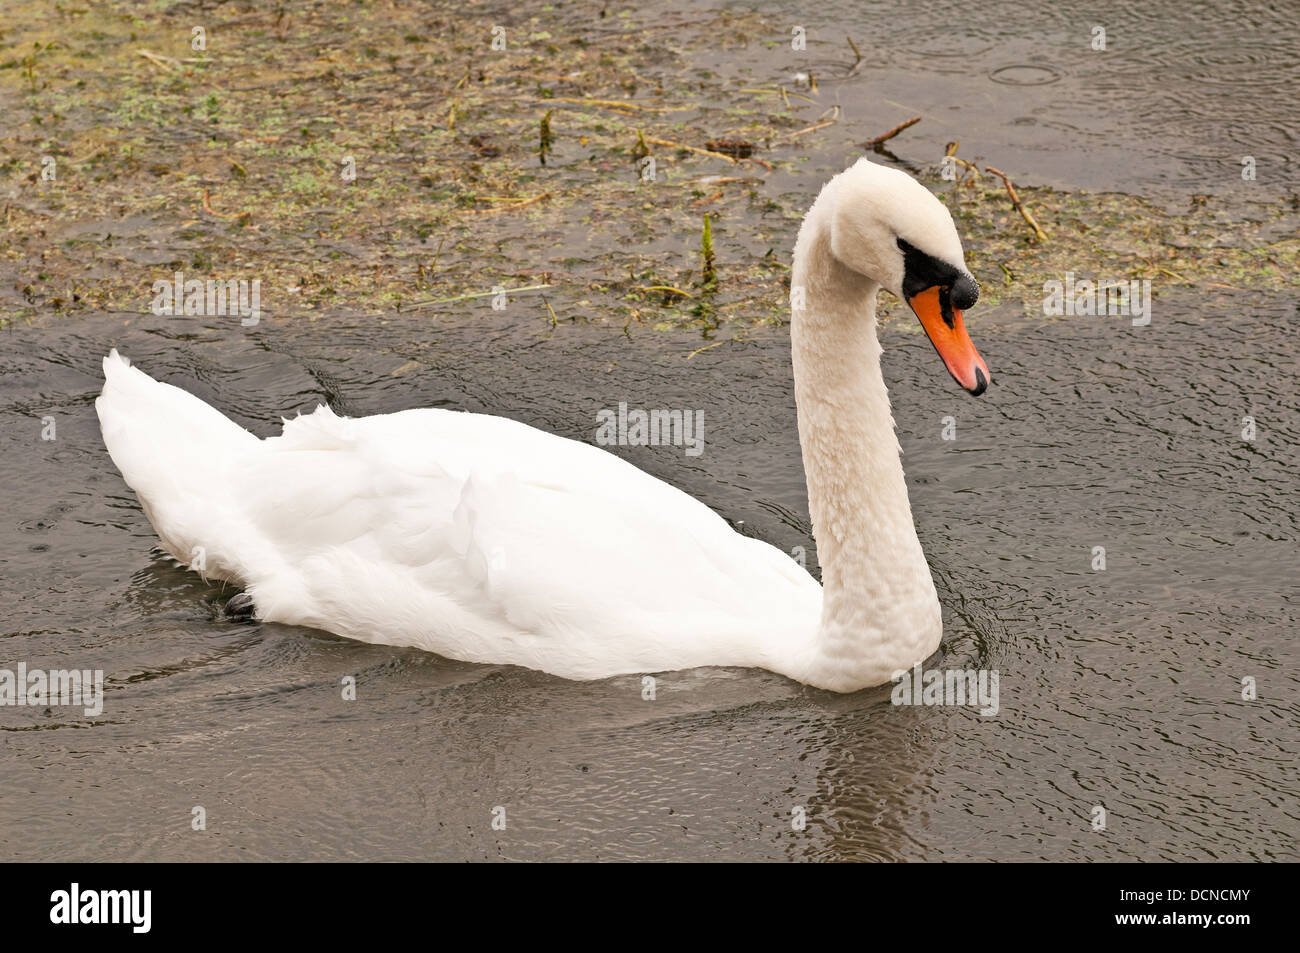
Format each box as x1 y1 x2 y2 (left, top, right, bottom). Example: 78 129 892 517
736 0 1298 198
2 293 1296 860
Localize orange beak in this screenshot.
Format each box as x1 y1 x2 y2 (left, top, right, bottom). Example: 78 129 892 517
907 285 990 395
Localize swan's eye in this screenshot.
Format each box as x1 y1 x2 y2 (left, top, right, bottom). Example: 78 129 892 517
896 237 967 304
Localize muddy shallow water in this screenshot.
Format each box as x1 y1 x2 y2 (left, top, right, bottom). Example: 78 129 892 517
1 294 1296 861
739 0 1298 200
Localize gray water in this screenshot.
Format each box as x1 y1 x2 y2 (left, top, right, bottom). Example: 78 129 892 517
1 295 1296 861
733 0 1298 200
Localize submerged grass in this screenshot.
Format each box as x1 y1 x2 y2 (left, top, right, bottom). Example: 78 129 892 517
0 0 1296 331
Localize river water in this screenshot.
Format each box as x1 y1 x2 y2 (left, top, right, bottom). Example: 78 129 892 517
734 0 1297 200
2 294 1296 860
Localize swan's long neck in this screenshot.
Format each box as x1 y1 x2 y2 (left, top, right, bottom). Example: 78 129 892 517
788 227 942 691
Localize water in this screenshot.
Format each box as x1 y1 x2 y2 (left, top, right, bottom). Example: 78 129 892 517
722 0 1298 201
1 293 1296 860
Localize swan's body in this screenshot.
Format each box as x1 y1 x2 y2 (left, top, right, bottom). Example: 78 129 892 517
97 360 822 678
98 158 988 692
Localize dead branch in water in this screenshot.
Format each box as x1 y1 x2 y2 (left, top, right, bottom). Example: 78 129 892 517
737 86 817 105
944 141 983 184
864 115 921 150
787 106 841 141
399 284 554 311
537 97 686 114
455 192 553 215
134 49 199 71
985 166 1048 241
633 285 694 298
847 36 862 67
645 136 738 163
687 175 751 186
201 189 236 219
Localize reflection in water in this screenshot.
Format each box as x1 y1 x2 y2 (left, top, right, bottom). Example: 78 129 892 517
0 295 1295 860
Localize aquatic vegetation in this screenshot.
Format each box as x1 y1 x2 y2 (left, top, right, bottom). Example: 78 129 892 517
0 0 1295 330
700 213 717 289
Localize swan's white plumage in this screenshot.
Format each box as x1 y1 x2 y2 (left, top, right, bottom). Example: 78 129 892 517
97 350 821 680
98 158 980 692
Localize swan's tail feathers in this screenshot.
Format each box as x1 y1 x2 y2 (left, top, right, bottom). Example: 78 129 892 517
97 350 258 579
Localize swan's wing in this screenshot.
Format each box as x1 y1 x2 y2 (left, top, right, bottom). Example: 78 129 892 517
226 405 819 676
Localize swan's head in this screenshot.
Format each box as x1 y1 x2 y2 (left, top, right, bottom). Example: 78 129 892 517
818 157 990 396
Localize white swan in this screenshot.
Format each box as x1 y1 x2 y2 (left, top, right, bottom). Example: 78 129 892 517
97 158 988 692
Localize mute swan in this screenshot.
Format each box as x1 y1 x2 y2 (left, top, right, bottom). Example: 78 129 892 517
97 157 988 692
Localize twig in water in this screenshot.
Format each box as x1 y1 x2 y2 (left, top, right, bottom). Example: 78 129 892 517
984 166 1048 241
687 339 726 359
456 192 553 215
135 49 196 71
864 115 921 150
737 87 817 105
944 142 983 184
400 284 554 311
429 235 446 275
645 136 738 163
633 285 694 298
787 116 838 140
201 189 236 219
538 97 685 113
